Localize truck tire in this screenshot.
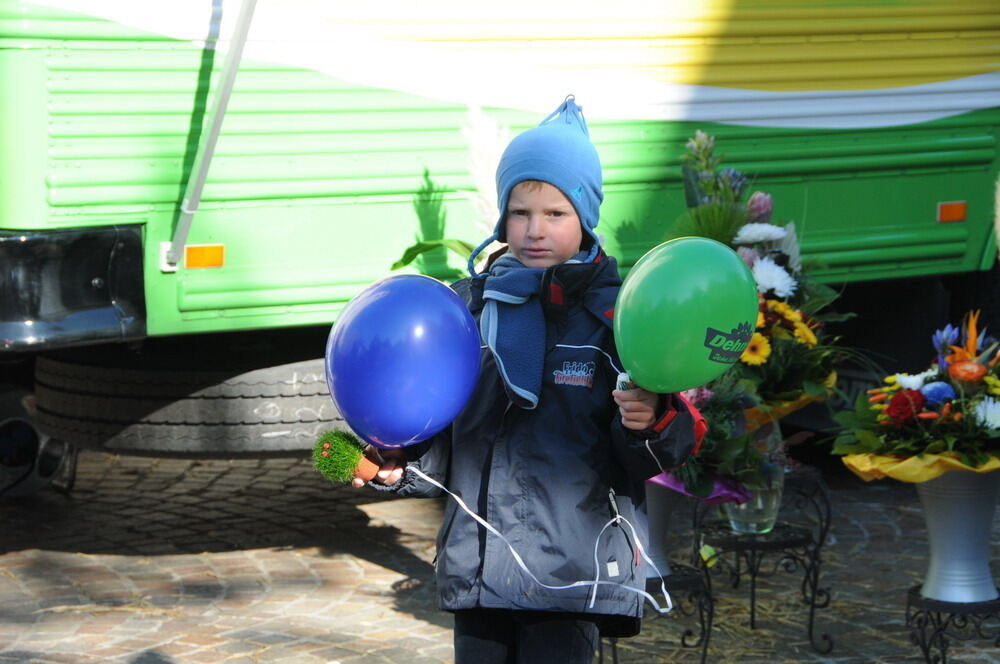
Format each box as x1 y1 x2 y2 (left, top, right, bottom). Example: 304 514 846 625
34 355 345 458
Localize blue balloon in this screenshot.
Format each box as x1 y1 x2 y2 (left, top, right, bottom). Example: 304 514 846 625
325 275 481 449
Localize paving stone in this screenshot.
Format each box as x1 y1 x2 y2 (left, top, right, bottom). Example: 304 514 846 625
2 450 999 663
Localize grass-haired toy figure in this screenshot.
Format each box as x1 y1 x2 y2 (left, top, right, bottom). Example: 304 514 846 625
312 430 379 484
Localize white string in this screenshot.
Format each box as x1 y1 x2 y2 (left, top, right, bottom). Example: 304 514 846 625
618 371 672 475
556 344 622 375
408 466 674 615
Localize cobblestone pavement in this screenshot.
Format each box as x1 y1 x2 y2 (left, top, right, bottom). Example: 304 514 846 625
1 450 998 664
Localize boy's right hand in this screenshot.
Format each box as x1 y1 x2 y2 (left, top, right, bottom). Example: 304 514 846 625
352 446 407 488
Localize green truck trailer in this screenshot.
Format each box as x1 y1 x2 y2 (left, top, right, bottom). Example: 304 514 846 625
1 0 997 495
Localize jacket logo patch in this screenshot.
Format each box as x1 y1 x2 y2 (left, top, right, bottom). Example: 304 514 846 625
553 361 595 388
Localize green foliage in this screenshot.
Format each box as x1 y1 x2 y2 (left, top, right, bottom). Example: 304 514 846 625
391 239 475 271
731 336 837 403
671 373 778 496
312 430 365 484
681 163 708 208
796 279 844 320
665 201 747 246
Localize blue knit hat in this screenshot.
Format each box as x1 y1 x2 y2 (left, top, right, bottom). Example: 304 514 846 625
468 95 603 275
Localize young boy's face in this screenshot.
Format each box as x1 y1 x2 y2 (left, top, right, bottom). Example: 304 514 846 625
505 181 584 269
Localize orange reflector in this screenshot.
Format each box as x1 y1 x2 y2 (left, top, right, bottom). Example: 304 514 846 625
937 201 966 223
184 244 225 268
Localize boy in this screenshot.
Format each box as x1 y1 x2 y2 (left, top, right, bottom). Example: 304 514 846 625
355 96 702 663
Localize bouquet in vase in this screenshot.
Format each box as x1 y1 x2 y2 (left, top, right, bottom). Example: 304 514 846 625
652 372 787 505
656 131 855 505
832 310 1000 482
671 130 850 415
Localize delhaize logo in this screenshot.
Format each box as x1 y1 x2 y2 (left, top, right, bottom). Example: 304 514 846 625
703 321 754 363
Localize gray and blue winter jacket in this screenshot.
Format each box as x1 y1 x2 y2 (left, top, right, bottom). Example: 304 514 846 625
390 252 704 635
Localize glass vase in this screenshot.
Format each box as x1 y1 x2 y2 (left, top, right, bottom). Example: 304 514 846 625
722 423 785 534
723 462 785 534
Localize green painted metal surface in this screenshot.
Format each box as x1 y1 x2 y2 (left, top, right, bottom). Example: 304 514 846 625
1 0 997 340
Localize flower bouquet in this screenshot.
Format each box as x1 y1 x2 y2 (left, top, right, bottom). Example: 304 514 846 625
671 130 850 417
652 373 784 506
650 372 793 534
832 310 1000 482
830 311 1000 603
653 130 861 525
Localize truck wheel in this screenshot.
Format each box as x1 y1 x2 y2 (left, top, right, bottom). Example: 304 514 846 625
34 356 345 458
0 386 73 498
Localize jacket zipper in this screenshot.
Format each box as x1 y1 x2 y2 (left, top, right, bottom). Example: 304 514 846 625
478 399 515 578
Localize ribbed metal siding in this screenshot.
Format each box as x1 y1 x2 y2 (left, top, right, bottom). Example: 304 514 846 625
1 0 998 294
2 1 994 209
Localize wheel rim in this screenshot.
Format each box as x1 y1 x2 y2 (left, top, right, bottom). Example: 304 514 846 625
0 413 66 498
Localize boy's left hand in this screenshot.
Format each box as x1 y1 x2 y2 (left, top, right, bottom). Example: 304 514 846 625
612 387 659 431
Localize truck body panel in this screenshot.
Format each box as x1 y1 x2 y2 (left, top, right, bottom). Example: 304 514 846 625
0 0 996 463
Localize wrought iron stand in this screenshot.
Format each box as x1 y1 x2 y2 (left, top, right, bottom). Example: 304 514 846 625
651 562 714 664
693 466 835 654
905 586 1000 663
599 563 713 664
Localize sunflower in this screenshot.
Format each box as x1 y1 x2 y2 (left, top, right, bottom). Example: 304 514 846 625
793 321 818 346
768 299 803 323
740 332 772 366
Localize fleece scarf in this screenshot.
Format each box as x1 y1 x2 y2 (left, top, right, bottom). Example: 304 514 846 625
479 250 621 409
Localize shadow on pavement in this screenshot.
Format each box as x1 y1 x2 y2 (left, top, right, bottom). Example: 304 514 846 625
0 450 448 631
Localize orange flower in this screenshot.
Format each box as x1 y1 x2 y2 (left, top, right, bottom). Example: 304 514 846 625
948 360 987 383
946 310 980 364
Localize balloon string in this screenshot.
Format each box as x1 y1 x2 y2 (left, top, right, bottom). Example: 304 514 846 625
408 466 674 615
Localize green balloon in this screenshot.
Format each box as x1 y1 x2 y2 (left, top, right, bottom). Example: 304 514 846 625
614 237 758 393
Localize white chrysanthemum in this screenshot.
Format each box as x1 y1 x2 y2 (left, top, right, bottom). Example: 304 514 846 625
751 256 797 298
973 397 1000 430
733 223 787 246
893 369 937 390
769 221 802 273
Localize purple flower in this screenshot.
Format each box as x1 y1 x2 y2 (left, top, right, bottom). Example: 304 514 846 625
932 323 959 370
720 168 747 198
920 381 956 407
746 191 773 223
932 324 959 350
975 329 988 352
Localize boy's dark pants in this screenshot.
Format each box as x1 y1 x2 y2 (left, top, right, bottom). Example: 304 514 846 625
453 608 599 664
